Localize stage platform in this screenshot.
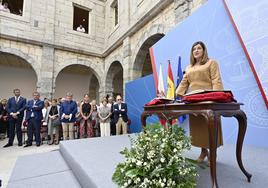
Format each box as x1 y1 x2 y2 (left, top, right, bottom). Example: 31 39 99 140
7 134 268 188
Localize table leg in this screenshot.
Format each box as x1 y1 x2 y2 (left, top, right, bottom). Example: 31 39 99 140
207 110 219 188
140 112 149 129
234 110 252 182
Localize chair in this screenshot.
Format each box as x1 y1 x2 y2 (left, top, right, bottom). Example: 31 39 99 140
22 121 28 144
92 119 99 137
40 120 48 144
127 118 131 134
73 120 80 139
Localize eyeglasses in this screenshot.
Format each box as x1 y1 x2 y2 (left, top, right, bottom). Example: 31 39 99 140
117 99 122 101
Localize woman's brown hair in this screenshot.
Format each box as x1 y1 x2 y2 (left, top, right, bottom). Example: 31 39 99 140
52 99 57 103
101 98 108 104
190 41 209 66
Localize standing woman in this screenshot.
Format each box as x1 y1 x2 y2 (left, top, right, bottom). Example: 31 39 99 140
91 104 99 137
98 98 111 137
45 99 60 145
41 100 50 141
80 94 93 138
176 41 224 164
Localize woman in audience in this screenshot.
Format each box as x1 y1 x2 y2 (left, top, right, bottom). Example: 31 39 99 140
91 104 99 137
79 94 93 138
41 100 50 141
42 100 50 119
45 99 60 145
98 98 111 137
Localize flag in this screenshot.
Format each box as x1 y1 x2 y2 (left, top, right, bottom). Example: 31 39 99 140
158 64 168 126
166 60 175 99
157 64 165 97
177 56 183 86
176 56 186 123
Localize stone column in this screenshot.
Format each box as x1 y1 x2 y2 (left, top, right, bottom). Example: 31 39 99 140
105 71 114 97
122 37 132 99
37 45 55 99
37 0 56 99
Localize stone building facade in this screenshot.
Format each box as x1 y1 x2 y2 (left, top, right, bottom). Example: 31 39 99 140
0 0 206 101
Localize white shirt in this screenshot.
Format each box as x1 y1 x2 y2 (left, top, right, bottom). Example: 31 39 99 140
76 27 85 33
31 100 37 117
15 96 20 103
42 108 47 119
0 6 10 13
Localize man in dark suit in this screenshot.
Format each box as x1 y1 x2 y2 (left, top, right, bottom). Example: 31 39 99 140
24 91 44 147
113 94 128 135
3 89 26 147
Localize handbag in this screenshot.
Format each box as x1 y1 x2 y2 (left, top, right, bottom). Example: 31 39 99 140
51 117 61 127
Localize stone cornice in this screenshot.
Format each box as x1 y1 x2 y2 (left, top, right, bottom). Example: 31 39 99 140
0 33 103 58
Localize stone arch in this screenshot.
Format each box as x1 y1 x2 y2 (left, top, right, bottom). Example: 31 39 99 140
105 54 123 73
105 61 124 97
54 64 101 102
0 47 39 79
132 24 167 80
0 50 38 99
54 59 102 85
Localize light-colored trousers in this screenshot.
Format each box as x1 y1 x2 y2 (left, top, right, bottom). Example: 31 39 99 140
62 122 74 140
116 117 127 135
100 122 110 137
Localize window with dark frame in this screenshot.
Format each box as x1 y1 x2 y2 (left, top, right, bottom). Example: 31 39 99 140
73 4 89 34
111 0 118 27
1 0 24 16
114 2 118 26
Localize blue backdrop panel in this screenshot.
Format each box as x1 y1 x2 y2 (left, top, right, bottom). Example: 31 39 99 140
125 75 159 133
225 0 268 108
148 0 268 148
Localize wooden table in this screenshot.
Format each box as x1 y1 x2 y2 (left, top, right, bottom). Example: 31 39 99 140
141 101 252 188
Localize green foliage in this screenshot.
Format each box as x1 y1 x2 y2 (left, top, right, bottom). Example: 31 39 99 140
112 123 198 188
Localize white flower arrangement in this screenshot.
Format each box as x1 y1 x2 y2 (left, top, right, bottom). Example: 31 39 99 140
112 123 198 188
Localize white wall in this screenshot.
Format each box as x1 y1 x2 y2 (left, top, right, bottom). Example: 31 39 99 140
0 65 37 100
